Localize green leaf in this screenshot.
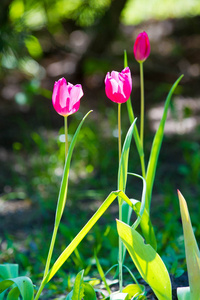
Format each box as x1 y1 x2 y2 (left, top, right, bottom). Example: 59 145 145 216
118 118 137 246
145 75 183 212
128 173 146 230
95 252 111 294
71 270 85 300
7 286 20 300
0 265 20 300
0 276 34 300
83 283 97 300
122 284 145 299
0 264 19 279
43 190 135 284
66 274 97 300
178 191 200 300
118 118 137 196
117 220 172 300
177 287 190 300
55 110 93 227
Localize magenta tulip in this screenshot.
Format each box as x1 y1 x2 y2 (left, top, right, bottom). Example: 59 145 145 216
105 67 132 103
52 77 83 117
133 31 150 63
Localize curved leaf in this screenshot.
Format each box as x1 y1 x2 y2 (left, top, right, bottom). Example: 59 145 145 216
7 286 20 300
83 283 97 300
117 220 172 300
0 276 34 300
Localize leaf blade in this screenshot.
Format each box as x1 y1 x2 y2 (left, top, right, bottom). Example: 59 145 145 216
117 220 172 300
178 190 200 300
145 75 183 211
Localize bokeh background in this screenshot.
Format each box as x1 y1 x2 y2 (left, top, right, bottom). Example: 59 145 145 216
0 0 200 297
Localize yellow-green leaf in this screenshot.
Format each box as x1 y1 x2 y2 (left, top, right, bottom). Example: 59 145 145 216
178 190 200 300
117 220 172 300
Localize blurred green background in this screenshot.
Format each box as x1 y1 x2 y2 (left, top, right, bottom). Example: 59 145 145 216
0 0 200 298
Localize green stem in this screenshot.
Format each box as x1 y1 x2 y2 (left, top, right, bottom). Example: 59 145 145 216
44 225 58 277
34 281 45 300
64 116 68 158
118 103 121 163
118 103 123 292
34 224 59 299
140 62 144 148
119 203 123 292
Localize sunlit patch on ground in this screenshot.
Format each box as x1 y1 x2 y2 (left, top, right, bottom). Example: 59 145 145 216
148 96 200 135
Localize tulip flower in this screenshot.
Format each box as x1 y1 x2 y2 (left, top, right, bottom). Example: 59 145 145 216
52 77 84 158
133 32 150 148
52 77 83 117
105 67 132 104
133 31 150 63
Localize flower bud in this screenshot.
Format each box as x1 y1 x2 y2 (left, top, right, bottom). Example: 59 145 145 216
133 31 150 63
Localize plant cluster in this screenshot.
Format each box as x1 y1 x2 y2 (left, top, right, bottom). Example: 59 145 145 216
0 31 199 300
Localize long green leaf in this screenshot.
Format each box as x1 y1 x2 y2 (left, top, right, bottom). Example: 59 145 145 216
42 110 93 282
94 252 111 294
118 118 137 193
117 220 172 300
145 75 183 212
55 110 93 226
118 118 137 223
42 191 135 285
178 190 200 300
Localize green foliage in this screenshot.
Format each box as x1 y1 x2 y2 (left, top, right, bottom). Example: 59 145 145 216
117 220 172 300
66 270 97 300
178 191 200 300
0 264 34 300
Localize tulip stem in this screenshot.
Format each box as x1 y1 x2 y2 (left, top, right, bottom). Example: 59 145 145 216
64 116 68 159
118 102 123 292
140 62 144 148
118 103 122 163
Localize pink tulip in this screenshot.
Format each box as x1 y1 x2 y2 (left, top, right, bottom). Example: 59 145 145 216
133 31 150 63
52 77 83 117
105 67 132 103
